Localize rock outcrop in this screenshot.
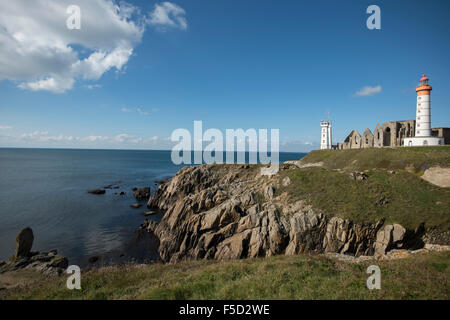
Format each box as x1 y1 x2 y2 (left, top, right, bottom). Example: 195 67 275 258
0 228 68 276
143 164 430 264
14 227 34 258
133 187 150 201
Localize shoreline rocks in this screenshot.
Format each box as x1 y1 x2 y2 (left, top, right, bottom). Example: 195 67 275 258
1 228 68 276
88 189 106 195
133 187 150 201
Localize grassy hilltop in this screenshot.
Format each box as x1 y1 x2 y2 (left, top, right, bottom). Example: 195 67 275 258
300 146 450 172
279 146 450 230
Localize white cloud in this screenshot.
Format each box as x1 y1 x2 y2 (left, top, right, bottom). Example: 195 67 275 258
81 135 109 142
148 2 187 30
0 125 13 130
354 85 382 97
0 1 186 93
136 108 149 116
114 133 142 144
122 107 157 116
84 84 103 90
19 130 79 142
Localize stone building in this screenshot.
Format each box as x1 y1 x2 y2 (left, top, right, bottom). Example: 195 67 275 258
361 128 374 148
337 130 361 149
373 124 383 147
382 120 416 147
431 127 450 145
338 120 415 149
337 120 449 149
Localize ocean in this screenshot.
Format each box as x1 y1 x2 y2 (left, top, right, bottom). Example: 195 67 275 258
0 148 306 266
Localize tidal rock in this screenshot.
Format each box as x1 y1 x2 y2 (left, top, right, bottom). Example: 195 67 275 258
88 256 99 263
14 227 34 258
88 189 106 195
140 210 157 216
133 187 150 201
130 203 143 209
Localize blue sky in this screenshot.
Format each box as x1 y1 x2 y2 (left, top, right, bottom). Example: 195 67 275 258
1 0 449 151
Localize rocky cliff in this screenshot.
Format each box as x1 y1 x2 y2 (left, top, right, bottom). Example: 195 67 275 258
143 163 441 264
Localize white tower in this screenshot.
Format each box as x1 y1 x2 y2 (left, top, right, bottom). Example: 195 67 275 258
404 74 444 147
415 74 432 137
320 120 332 149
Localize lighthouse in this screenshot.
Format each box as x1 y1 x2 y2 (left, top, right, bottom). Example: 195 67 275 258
320 119 332 149
415 74 432 137
404 74 444 146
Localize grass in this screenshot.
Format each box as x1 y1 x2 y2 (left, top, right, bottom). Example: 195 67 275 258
278 167 450 229
1 251 448 300
300 146 450 172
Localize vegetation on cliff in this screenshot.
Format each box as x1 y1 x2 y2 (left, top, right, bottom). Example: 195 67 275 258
299 146 450 172
1 251 448 300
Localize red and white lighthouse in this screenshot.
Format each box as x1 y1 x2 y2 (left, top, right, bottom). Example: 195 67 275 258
415 74 432 137
404 74 444 146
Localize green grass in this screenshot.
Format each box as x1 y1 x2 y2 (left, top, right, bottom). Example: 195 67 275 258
300 146 450 172
278 167 450 229
1 251 449 300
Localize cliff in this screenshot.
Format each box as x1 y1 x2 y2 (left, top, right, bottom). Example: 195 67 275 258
143 148 450 263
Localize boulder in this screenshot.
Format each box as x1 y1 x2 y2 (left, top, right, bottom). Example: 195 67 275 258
133 187 150 201
14 227 34 258
130 203 143 209
140 210 157 216
374 224 406 256
282 177 291 187
88 256 99 263
349 172 368 181
88 189 106 195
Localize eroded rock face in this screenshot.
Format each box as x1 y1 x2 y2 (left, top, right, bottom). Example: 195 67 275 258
143 164 413 264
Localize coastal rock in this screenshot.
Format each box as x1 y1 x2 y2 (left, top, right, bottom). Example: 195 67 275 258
374 224 406 256
140 210 157 216
88 189 106 195
133 187 150 201
14 227 34 258
130 203 143 209
88 256 99 263
143 164 426 264
1 229 68 276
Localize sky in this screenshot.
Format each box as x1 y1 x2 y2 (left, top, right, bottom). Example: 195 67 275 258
1 0 450 152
